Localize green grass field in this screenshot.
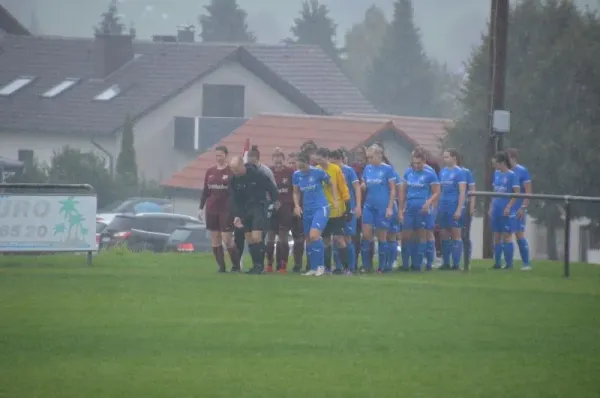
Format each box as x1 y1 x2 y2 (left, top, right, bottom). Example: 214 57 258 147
1 252 599 398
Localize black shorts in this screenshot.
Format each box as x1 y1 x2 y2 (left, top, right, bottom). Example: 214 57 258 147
323 216 345 238
270 204 294 232
241 205 269 233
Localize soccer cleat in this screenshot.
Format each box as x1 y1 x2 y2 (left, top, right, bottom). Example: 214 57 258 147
502 265 513 270
491 264 502 269
521 265 532 271
397 266 410 272
344 269 353 276
315 266 325 276
292 265 302 273
451 266 461 271
425 265 433 271
376 269 383 274
410 266 422 272
218 268 227 273
265 266 274 273
278 267 287 275
246 266 264 275
229 266 241 273
303 270 317 276
439 264 452 270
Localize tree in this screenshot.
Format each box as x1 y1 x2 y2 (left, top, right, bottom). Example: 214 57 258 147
115 114 138 188
94 0 125 35
445 0 600 259
199 0 256 42
430 60 464 119
48 146 119 209
343 5 388 93
287 0 340 62
366 0 439 117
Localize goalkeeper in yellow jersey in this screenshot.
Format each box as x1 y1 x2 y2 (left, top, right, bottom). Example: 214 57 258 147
312 147 351 274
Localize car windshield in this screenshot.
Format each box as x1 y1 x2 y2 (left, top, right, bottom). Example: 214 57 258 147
96 222 107 233
169 229 192 242
105 215 134 232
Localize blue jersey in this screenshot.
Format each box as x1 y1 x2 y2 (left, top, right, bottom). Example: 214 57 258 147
341 164 359 209
512 164 531 210
362 163 395 208
404 167 439 202
292 167 330 212
439 166 466 205
492 170 519 209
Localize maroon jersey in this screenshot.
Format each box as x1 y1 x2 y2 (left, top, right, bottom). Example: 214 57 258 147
201 166 232 212
271 166 294 206
352 163 365 181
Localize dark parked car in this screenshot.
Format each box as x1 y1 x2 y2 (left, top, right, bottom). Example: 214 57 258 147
99 213 200 252
165 224 212 253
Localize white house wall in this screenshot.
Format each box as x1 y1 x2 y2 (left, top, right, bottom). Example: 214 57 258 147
0 131 116 167
133 60 305 182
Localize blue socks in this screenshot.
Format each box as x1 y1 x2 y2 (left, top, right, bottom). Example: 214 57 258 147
347 242 356 271
517 238 530 265
451 240 463 268
503 242 514 268
410 242 425 270
378 241 388 271
401 242 410 269
442 240 451 266
307 239 325 270
333 246 342 270
361 240 373 269
494 243 503 266
425 240 435 269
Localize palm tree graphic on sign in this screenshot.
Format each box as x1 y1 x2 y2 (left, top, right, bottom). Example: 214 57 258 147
54 197 88 244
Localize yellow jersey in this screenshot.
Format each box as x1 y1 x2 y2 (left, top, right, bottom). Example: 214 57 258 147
318 163 350 218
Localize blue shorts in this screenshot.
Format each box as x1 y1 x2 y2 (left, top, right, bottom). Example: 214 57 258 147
491 207 517 233
303 206 330 236
362 204 390 230
403 201 430 231
437 204 462 229
343 214 357 236
426 208 436 230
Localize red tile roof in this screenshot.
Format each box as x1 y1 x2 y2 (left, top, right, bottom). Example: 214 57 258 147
163 113 407 190
343 113 452 156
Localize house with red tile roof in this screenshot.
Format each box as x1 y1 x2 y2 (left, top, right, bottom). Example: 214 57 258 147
162 113 450 216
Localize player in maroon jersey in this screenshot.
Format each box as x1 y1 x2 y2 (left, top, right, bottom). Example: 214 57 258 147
199 146 240 273
265 148 295 273
286 152 305 272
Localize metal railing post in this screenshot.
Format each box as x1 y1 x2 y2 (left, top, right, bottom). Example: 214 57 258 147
564 198 571 278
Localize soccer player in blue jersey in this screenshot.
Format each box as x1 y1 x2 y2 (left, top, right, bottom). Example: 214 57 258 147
399 151 440 271
361 145 396 274
490 152 520 269
292 152 333 276
438 149 467 270
330 149 362 275
507 148 532 270
413 148 440 269
456 155 476 267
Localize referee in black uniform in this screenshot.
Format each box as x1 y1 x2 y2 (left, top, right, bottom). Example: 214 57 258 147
229 156 279 274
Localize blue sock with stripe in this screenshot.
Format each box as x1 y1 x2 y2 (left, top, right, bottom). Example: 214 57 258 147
378 241 388 271
442 240 451 266
347 242 356 271
426 240 435 268
503 242 514 268
494 243 503 266
415 242 426 270
451 240 463 268
361 240 372 269
517 238 530 265
307 239 324 270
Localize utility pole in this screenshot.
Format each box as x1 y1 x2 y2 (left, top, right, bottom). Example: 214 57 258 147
483 0 509 258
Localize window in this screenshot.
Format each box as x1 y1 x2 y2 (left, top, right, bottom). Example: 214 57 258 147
41 78 79 98
0 76 34 96
17 149 34 164
94 84 120 101
202 84 245 117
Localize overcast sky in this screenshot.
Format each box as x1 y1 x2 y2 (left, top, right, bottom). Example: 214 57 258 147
2 0 598 69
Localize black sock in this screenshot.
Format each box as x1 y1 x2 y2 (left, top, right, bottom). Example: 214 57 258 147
338 245 349 269
257 241 266 268
324 245 332 269
248 243 260 267
235 228 245 256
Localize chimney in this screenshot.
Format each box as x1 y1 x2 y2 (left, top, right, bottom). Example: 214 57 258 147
177 25 195 43
93 33 134 78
